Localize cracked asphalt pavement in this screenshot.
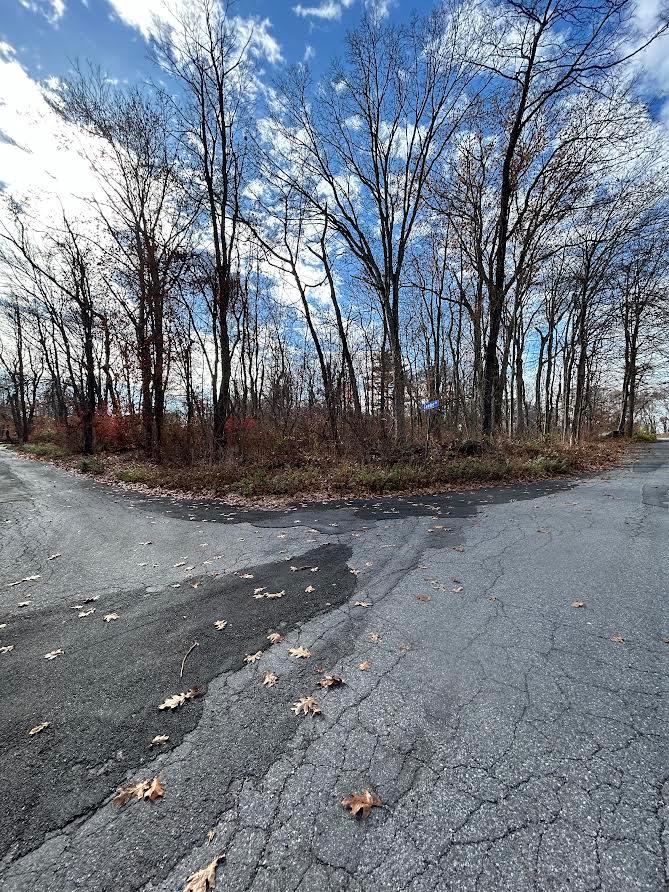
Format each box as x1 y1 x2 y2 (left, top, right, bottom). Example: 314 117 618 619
0 443 667 891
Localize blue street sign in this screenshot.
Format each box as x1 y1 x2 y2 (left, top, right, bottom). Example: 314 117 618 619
421 399 440 411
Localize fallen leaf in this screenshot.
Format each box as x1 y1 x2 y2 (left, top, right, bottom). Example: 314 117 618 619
114 776 165 806
368 632 381 643
291 696 321 716
83 596 99 604
453 545 465 553
159 687 202 710
310 567 319 572
238 573 254 579
44 649 63 660
571 601 585 609
341 789 381 817
262 672 279 687
265 590 285 600
537 527 550 534
253 593 265 600
304 585 315 593
103 613 119 622
354 601 370 608
28 721 50 736
244 651 263 664
451 585 464 593
174 561 186 568
358 660 371 670
150 734 170 747
48 553 61 561
78 608 96 617
267 632 283 645
416 595 431 602
183 854 225 892
611 633 625 644
23 574 41 581
206 830 216 844
318 675 344 688
254 587 267 595
213 620 228 631
288 646 311 659
17 601 31 608
0 645 14 654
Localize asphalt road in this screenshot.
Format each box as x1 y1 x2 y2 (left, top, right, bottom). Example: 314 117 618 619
0 444 667 892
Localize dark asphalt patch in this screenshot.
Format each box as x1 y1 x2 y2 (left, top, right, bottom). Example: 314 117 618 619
0 543 355 861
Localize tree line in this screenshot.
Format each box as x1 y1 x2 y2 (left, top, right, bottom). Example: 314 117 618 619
1 0 668 460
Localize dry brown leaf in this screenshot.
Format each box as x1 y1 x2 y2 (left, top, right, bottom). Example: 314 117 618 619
318 675 344 688
262 671 278 687
48 553 61 561
358 660 371 671
416 595 431 602
451 585 464 593
571 601 585 609
114 776 165 806
265 590 285 600
304 585 315 593
44 649 63 660
611 633 625 644
354 601 370 608
254 587 267 595
103 613 119 622
238 573 254 579
159 687 202 710
183 854 225 892
150 734 170 747
0 645 15 654
28 721 50 736
341 789 381 818
206 830 216 845
244 651 263 664
291 696 321 716
17 601 31 607
82 596 99 603
267 632 283 645
288 645 311 659
78 608 96 617
368 632 381 643
213 620 228 631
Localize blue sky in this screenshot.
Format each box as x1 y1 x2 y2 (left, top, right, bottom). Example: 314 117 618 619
1 0 434 86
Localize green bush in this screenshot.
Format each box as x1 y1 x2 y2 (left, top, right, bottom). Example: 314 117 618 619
114 466 160 485
633 430 656 443
21 443 69 459
79 457 105 475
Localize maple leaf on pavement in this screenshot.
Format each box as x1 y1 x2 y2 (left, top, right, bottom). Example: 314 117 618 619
358 661 371 671
159 687 202 710
267 632 283 644
318 675 344 688
213 620 228 630
262 672 278 687
114 776 165 806
28 722 50 736
304 585 315 593
150 735 169 747
244 651 263 664
291 696 321 716
341 789 381 817
44 649 63 660
183 854 225 892
288 646 311 659
265 590 284 600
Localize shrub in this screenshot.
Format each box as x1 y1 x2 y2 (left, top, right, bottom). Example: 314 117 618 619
79 457 105 475
115 466 160 486
21 443 69 459
633 429 656 443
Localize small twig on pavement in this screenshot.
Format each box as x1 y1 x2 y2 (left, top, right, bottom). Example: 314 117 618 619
180 641 199 679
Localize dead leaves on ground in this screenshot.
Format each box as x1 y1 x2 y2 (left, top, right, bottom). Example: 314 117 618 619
103 613 119 622
367 632 381 643
358 660 371 671
183 854 225 892
28 722 50 736
291 696 321 716
318 675 343 688
244 651 263 664
288 645 311 659
213 620 228 631
44 649 63 660
114 776 165 806
262 672 279 687
341 789 381 818
611 633 625 644
267 632 283 645
416 594 431 603
150 734 170 747
159 687 202 711
571 601 586 609
0 645 14 654
354 601 370 608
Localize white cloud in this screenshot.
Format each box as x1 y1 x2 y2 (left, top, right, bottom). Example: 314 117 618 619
304 44 315 62
105 0 282 63
632 0 669 127
293 0 355 21
18 0 65 25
